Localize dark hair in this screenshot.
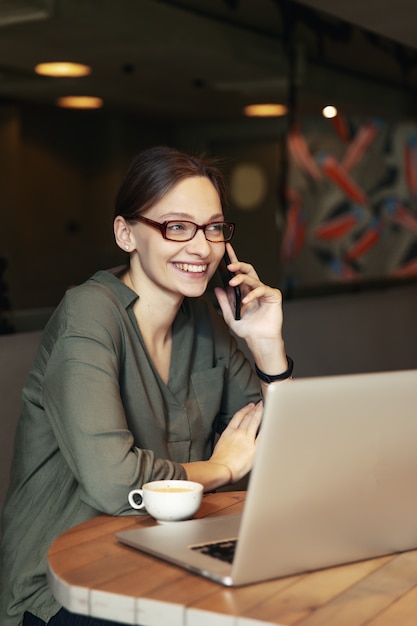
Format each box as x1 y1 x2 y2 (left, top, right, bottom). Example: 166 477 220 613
114 146 227 220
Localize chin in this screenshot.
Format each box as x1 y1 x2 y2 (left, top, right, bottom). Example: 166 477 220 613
180 283 208 299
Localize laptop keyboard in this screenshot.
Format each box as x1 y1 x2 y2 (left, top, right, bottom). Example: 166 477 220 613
191 539 237 564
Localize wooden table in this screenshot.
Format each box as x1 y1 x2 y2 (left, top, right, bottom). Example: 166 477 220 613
47 491 417 626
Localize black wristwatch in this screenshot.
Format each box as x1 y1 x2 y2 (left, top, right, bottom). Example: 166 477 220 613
255 356 294 383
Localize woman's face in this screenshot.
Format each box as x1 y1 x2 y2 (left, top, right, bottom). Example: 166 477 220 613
129 176 226 300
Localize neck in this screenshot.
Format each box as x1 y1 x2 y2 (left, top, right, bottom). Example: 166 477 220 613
122 266 181 341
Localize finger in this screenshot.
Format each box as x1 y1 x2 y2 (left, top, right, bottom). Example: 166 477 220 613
225 242 238 264
229 261 259 281
238 401 263 432
241 285 282 306
224 245 258 280
227 275 266 305
230 401 263 432
227 402 257 429
229 273 262 289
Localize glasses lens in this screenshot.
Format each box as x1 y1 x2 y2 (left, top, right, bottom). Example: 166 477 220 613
163 221 234 242
165 221 197 241
205 222 234 242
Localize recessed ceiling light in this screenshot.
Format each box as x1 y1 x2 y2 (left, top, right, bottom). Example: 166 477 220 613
244 103 288 117
35 62 92 77
322 105 338 119
56 96 103 109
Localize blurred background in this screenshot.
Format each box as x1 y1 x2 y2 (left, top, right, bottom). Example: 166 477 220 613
1 0 417 336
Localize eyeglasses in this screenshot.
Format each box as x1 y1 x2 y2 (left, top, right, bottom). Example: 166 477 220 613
134 215 235 243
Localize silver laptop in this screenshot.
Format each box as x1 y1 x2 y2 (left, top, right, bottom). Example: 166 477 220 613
117 369 417 586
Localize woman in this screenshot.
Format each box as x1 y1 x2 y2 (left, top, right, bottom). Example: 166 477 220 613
0 146 292 625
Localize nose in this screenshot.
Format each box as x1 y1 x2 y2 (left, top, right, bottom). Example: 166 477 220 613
185 227 212 255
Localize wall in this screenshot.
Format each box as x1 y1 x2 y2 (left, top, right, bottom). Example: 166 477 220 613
0 104 174 311
283 282 417 377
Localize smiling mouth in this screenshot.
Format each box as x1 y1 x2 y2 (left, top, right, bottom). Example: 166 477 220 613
173 263 208 273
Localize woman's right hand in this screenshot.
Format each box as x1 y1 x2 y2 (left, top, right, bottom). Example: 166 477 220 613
208 401 263 483
182 402 263 491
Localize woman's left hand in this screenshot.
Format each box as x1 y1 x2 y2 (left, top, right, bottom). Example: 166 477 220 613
214 244 284 344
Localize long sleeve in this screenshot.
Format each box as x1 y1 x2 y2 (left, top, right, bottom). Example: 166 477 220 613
0 269 260 626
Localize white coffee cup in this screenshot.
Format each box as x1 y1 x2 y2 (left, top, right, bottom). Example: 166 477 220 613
128 479 203 522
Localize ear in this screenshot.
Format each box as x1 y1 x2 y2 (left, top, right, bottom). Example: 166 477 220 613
114 216 134 252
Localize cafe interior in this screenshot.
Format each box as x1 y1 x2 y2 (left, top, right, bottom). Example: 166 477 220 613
2 1 417 623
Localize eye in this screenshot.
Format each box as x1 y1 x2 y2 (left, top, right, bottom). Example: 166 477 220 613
206 222 225 236
206 222 223 232
167 221 189 232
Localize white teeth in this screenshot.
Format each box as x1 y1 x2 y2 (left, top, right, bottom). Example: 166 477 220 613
175 263 207 273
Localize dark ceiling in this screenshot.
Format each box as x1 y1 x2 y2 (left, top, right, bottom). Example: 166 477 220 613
297 0 417 50
0 0 416 120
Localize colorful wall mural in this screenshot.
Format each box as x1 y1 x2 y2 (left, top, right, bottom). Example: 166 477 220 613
281 116 417 294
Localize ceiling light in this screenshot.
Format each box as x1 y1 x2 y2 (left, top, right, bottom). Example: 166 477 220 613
56 96 103 109
322 105 338 119
34 62 92 77
244 103 288 117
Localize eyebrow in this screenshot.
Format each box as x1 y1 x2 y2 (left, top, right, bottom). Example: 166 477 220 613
159 212 225 222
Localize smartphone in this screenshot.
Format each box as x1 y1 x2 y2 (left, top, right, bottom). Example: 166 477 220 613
218 251 241 320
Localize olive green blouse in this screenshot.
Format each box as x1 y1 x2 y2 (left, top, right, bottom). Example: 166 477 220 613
0 270 261 625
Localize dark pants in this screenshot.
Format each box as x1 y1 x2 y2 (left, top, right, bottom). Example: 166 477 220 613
23 609 124 625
